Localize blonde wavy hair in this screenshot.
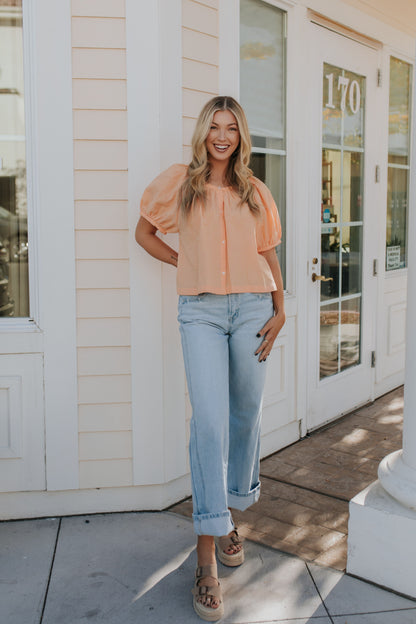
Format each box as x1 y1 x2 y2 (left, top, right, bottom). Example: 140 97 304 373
179 96 260 216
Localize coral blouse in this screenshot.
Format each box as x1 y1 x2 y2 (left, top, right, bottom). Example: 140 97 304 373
140 163 282 295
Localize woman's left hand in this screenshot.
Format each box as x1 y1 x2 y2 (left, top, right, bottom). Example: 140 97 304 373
255 309 286 362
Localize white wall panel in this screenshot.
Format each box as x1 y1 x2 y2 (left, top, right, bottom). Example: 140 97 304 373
262 317 297 446
387 302 406 356
0 355 44 492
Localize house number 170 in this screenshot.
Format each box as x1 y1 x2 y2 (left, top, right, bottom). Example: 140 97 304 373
325 73 361 114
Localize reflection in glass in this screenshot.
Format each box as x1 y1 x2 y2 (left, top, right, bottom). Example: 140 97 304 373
241 0 286 288
341 226 362 296
251 135 285 152
323 64 343 145
320 303 339 379
251 152 286 284
0 1 28 317
240 0 285 143
386 57 411 271
386 167 408 270
340 297 361 372
322 64 364 148
388 57 411 163
343 152 363 222
320 62 365 379
320 227 339 301
388 155 408 167
322 149 341 223
320 297 361 379
343 69 365 148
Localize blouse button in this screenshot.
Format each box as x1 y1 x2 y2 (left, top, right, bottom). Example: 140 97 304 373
222 271 225 275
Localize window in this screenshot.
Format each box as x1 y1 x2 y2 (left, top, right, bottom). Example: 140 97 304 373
0 0 28 317
386 57 412 272
240 0 287 286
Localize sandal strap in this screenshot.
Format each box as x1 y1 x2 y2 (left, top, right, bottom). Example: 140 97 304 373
195 564 218 579
192 583 222 599
193 564 222 600
217 529 242 551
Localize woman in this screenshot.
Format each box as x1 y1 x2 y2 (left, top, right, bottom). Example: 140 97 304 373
136 96 285 621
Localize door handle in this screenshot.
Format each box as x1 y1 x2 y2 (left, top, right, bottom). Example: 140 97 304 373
312 273 333 283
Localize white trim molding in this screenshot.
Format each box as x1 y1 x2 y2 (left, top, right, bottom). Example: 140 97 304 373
30 0 79 490
126 0 187 487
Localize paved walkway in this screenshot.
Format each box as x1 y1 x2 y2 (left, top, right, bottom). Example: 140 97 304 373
2 511 416 623
2 387 415 623
172 387 404 571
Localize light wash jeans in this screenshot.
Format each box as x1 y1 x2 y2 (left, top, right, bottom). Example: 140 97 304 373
178 292 274 536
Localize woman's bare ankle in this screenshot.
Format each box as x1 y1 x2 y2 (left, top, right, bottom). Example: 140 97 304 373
197 535 216 566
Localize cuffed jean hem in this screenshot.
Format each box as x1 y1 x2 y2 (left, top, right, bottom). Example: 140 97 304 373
227 482 261 511
192 510 235 536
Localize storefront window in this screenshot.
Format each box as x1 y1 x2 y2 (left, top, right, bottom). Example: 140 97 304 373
0 0 28 317
386 57 412 271
240 0 287 286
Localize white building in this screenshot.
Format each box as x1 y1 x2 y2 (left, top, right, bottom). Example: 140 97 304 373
1 0 416 597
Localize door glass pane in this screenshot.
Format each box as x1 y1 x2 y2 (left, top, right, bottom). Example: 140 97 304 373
322 149 341 223
340 297 361 372
323 65 343 146
0 1 28 318
386 57 412 271
341 226 362 296
343 151 363 222
320 303 339 378
320 63 364 379
388 57 411 164
321 226 339 301
342 70 365 149
323 64 364 148
386 167 408 269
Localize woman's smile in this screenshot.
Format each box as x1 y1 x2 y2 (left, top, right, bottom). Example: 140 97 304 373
213 144 230 153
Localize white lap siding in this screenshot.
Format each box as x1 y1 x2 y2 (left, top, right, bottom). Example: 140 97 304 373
182 0 219 163
72 0 133 488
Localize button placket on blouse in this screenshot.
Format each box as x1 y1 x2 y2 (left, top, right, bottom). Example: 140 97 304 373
219 190 227 287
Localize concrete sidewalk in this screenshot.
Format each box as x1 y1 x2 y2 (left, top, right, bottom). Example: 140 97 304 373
2 511 416 624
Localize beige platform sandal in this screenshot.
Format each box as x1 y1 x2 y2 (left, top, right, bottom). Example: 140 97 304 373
192 563 224 622
215 529 244 567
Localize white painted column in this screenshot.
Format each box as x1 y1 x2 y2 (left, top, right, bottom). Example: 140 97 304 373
347 45 416 598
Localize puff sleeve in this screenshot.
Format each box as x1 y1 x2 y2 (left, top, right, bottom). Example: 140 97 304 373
252 177 282 252
140 164 187 234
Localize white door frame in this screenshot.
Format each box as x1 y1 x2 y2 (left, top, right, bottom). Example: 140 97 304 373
306 24 381 431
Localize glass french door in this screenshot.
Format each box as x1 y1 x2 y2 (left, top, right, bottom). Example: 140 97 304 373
307 27 379 430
